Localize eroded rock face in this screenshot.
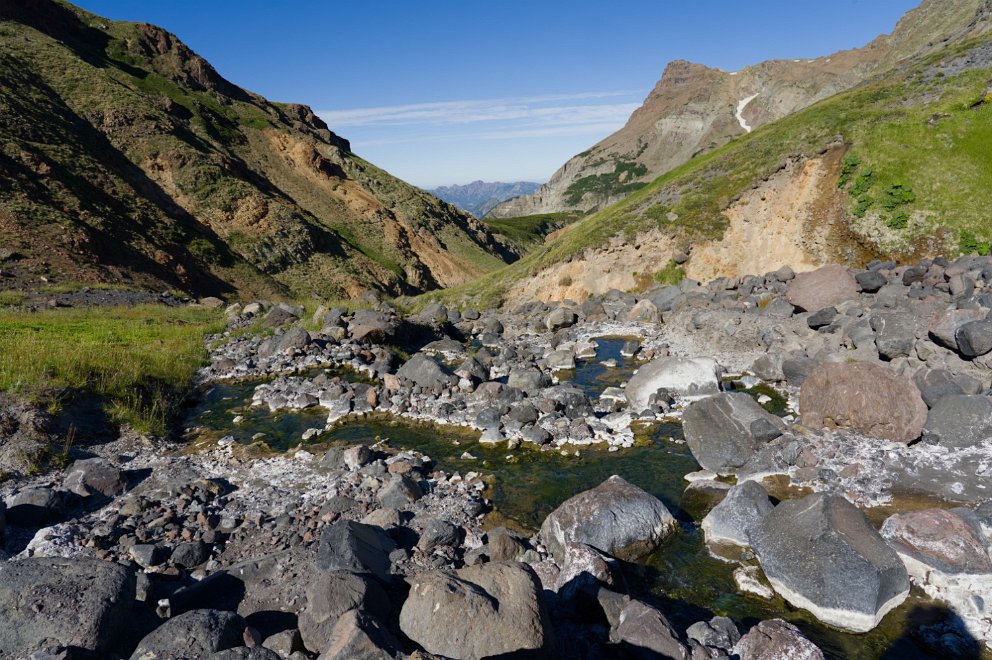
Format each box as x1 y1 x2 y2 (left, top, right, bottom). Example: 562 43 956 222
538 475 678 562
749 493 909 633
399 562 549 659
731 619 824 660
786 264 859 312
0 558 135 658
799 361 927 443
683 393 785 474
626 357 720 410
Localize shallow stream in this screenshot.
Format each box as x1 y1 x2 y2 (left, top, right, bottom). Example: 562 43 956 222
184 339 944 659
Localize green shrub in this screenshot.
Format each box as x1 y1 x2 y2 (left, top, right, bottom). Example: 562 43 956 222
960 230 991 255
853 195 874 218
887 210 909 229
850 170 876 197
838 154 861 188
653 259 685 285
881 184 916 211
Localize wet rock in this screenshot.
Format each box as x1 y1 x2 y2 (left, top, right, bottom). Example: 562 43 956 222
626 357 720 410
609 599 688 660
0 558 134 658
922 395 992 448
731 619 824 660
298 571 390 654
130 609 245 659
62 457 126 501
682 393 785 475
538 475 677 562
799 361 927 443
316 520 396 581
701 481 773 546
749 493 909 633
318 608 399 659
396 354 456 390
399 562 550 658
786 264 859 313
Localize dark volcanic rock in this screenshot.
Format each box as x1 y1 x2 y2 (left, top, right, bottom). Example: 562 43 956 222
129 609 245 659
538 475 677 562
609 599 688 659
749 493 909 633
682 393 785 475
298 571 390 654
316 520 396 581
922 395 992 448
0 558 134 658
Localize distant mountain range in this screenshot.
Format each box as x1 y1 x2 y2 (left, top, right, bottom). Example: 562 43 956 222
429 181 541 218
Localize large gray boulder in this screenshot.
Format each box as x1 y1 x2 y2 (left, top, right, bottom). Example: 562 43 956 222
701 480 774 546
799 361 927 443
298 571 390 654
870 312 917 360
786 264 859 312
545 307 578 331
929 308 985 350
396 354 456 390
130 609 245 659
682 393 785 475
922 395 992 448
399 562 549 659
538 475 677 562
626 357 720 410
0 558 134 658
316 521 396 581
348 311 398 344
276 327 311 354
506 367 551 395
957 320 992 358
63 457 126 500
609 599 688 659
4 486 64 527
749 493 909 633
731 619 824 660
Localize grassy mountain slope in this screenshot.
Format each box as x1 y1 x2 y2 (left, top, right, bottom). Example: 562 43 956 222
0 0 513 300
488 0 991 219
422 34 992 308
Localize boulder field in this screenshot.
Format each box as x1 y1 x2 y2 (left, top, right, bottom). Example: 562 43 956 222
3 256 992 657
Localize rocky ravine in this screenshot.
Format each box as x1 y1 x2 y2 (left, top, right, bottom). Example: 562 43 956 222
4 255 992 658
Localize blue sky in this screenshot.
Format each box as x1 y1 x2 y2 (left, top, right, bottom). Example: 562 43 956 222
76 1 919 187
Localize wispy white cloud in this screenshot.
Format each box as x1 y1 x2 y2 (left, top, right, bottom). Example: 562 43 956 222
317 92 638 128
356 119 638 147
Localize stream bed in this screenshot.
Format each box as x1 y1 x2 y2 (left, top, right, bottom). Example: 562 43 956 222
183 339 941 659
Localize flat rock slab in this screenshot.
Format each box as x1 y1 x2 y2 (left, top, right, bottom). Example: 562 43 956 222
800 361 927 443
787 264 859 312
0 558 134 658
538 475 678 562
749 493 909 633
399 562 549 659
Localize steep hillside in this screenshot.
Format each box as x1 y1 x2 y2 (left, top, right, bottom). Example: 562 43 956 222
0 0 514 299
424 33 992 306
489 0 992 218
430 180 540 217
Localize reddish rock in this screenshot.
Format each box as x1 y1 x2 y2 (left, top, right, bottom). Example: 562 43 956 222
881 508 992 575
787 264 859 312
800 361 927 443
732 619 824 660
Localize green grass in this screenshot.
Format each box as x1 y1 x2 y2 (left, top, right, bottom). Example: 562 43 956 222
482 212 583 251
419 35 992 309
0 291 26 306
653 260 685 286
0 304 223 435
